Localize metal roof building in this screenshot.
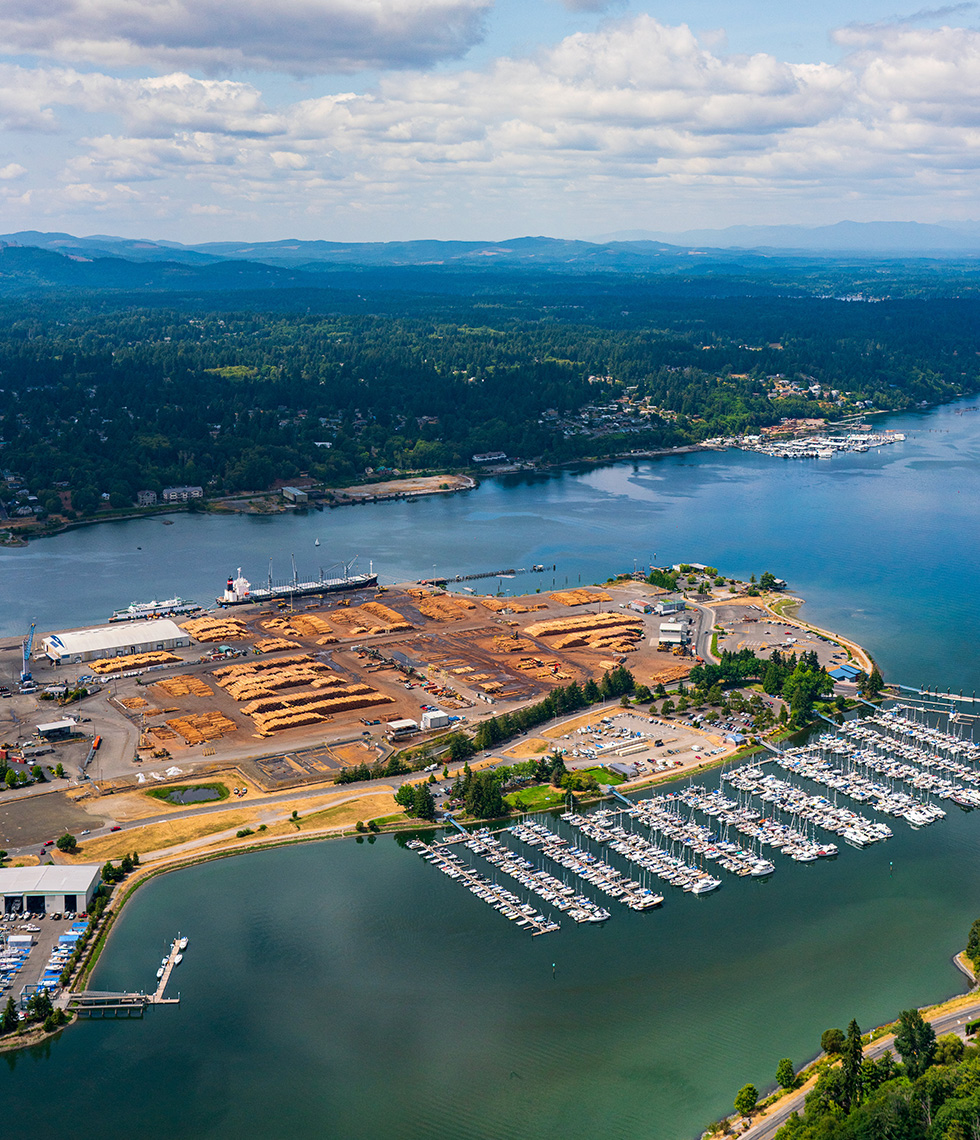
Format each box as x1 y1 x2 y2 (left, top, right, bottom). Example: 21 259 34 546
0 865 101 915
42 619 190 664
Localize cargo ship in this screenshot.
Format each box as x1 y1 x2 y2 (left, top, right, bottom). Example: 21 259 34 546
110 597 203 622
217 558 377 606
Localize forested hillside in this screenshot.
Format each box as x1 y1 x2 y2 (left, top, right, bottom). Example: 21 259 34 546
0 282 976 519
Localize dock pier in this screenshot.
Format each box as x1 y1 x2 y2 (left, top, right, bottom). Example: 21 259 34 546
66 934 184 1018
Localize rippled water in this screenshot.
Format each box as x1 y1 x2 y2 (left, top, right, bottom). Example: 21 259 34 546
3 398 979 693
2 397 979 1138
3 804 979 1140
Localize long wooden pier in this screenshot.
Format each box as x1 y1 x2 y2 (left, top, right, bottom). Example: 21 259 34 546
66 934 184 1017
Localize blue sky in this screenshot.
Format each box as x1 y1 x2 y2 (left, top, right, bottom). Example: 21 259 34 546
0 0 978 242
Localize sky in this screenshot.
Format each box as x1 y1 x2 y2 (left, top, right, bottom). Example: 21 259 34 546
1 0 980 242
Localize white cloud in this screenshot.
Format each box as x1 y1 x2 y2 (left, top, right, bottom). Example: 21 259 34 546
0 0 493 75
5 14 980 233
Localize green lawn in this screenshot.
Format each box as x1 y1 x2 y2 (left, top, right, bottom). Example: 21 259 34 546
582 766 625 785
505 784 566 811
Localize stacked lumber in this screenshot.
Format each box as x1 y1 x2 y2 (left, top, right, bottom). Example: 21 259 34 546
150 725 177 740
516 657 566 680
154 674 213 698
165 711 237 745
254 637 301 653
526 612 640 645
119 697 149 709
90 651 180 674
408 591 476 622
244 688 393 735
549 588 610 607
182 615 249 642
329 601 412 635
261 614 338 641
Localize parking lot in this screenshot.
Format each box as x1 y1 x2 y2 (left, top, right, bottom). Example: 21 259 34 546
1 911 88 1006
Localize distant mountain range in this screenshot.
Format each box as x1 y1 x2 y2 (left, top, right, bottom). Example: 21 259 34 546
1 222 979 300
592 220 980 253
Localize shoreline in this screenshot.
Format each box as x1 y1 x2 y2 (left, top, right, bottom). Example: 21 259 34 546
1 391 971 549
0 446 714 547
721 954 980 1140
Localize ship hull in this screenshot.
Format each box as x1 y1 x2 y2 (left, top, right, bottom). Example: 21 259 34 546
217 572 378 605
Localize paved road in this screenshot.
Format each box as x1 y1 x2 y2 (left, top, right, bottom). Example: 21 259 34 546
740 992 980 1140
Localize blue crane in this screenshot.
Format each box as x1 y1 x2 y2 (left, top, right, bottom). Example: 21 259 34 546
21 621 36 684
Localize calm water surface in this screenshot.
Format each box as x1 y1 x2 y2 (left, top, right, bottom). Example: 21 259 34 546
2 398 980 1138
2 399 979 690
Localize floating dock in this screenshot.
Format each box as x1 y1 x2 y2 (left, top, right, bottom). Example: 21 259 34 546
66 933 185 1018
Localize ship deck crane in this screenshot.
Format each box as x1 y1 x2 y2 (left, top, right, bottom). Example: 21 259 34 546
21 621 36 684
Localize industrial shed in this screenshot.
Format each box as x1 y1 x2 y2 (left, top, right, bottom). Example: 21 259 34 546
42 619 190 664
0 865 101 915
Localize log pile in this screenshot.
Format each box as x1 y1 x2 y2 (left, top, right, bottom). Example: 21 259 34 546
165 711 237 745
254 637 301 653
549 588 610 607
329 601 413 635
182 615 249 642
525 612 641 649
477 596 543 614
261 614 338 642
89 651 180 674
211 653 393 734
154 674 213 698
406 591 476 622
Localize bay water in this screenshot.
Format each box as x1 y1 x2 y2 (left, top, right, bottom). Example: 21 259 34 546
2 398 980 1137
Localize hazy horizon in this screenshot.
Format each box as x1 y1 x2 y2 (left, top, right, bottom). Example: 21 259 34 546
2 1 979 243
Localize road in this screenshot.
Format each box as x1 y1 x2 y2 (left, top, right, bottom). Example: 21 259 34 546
740 991 980 1140
688 600 716 664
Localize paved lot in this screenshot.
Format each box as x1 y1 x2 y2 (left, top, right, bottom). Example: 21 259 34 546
0 793 106 849
711 604 847 670
1 912 85 1004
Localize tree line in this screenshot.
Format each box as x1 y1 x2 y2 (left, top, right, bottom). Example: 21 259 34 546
1 290 976 512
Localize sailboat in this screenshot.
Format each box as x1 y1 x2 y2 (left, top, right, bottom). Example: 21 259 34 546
314 538 320 547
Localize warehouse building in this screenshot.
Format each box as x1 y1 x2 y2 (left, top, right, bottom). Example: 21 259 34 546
658 621 689 646
0 865 101 915
42 618 190 664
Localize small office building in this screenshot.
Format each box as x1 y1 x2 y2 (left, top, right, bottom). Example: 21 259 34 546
658 621 688 646
0 865 101 915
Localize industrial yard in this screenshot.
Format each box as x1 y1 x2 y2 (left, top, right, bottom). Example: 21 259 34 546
0 580 704 798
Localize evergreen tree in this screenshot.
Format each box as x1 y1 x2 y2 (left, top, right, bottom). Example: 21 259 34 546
411 782 436 822
893 1008 936 1079
966 916 980 969
776 1058 796 1090
841 1018 864 1112
1 996 17 1033
734 1084 758 1118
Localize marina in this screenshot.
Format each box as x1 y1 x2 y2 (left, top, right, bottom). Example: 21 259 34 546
405 838 560 934
400 701 980 936
731 430 907 460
